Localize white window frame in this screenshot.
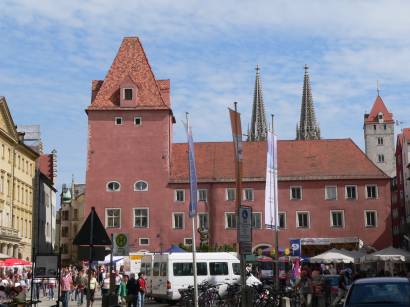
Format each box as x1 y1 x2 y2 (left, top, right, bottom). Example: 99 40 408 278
364 210 378 228
134 180 149 192
330 210 345 228
325 186 337 200
106 181 121 192
345 185 358 200
198 213 209 230
115 117 123 125
296 211 310 229
278 212 287 229
105 208 121 228
133 208 149 228
226 188 236 201
252 212 262 229
175 189 185 202
172 212 184 229
123 88 133 100
365 185 378 199
290 186 302 200
225 212 237 229
139 238 150 246
198 189 208 202
134 116 142 126
184 238 193 246
243 188 254 201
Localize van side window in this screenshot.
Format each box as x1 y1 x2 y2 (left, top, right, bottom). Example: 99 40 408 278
210 262 228 275
153 262 160 276
232 263 241 275
140 263 146 274
160 263 167 276
146 263 152 276
173 262 208 276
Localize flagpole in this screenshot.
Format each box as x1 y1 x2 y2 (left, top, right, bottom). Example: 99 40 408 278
271 114 280 291
186 113 199 307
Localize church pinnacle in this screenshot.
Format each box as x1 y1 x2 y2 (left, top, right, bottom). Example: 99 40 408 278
296 65 321 140
248 65 268 141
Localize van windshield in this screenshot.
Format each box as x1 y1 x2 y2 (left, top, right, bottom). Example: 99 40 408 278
173 262 207 276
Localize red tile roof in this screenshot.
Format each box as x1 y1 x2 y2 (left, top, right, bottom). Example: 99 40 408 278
39 154 54 183
170 139 388 182
364 95 393 124
88 37 169 110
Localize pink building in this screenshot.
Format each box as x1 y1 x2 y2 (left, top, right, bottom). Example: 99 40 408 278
85 37 392 255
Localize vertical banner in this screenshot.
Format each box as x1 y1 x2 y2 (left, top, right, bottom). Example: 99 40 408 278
229 108 243 162
265 131 279 228
183 121 198 218
290 239 301 257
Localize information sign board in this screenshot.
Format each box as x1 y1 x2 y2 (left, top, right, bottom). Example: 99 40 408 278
238 206 252 243
113 233 129 256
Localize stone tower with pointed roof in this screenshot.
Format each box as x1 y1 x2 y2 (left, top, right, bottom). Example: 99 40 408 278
248 65 267 141
296 65 321 140
364 94 395 177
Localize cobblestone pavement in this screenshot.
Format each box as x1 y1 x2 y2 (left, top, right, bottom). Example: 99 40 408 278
35 291 169 307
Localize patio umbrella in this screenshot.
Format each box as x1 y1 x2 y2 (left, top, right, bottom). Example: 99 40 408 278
309 248 355 264
360 246 410 263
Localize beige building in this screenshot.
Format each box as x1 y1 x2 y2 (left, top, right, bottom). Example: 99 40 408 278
0 97 39 260
57 179 85 265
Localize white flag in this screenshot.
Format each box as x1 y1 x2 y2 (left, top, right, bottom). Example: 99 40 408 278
265 131 279 228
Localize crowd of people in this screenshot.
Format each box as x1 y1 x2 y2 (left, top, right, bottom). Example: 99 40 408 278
0 264 148 307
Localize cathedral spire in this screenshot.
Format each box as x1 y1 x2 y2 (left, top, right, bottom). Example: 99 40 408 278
249 65 268 141
296 65 321 140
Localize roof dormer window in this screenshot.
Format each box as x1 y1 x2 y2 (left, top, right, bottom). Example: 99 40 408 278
124 88 133 101
377 112 384 123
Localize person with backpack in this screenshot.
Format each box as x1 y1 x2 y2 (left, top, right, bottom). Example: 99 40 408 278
136 273 146 307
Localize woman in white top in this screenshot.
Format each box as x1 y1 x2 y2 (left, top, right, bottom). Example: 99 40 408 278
101 273 110 297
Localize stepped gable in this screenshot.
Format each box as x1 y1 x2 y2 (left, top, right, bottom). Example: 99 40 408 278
88 37 169 110
170 139 388 182
39 154 54 182
364 95 393 124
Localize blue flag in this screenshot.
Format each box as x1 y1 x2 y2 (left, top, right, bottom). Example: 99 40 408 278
184 121 198 218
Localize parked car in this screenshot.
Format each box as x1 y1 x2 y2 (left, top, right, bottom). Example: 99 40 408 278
343 277 410 307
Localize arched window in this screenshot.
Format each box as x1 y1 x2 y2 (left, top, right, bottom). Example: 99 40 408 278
134 181 148 191
106 181 121 192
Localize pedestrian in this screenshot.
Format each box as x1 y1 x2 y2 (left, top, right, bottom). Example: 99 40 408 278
48 277 56 300
297 270 313 307
75 270 87 305
101 272 110 297
126 273 138 307
60 267 73 307
136 272 146 307
331 271 347 307
86 270 97 307
119 275 128 305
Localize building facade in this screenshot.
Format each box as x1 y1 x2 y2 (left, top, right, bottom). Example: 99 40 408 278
393 128 410 250
364 95 395 177
33 153 57 254
0 97 39 260
57 180 85 265
85 37 392 255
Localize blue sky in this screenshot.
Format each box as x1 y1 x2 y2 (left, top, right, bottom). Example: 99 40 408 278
1 1 410 189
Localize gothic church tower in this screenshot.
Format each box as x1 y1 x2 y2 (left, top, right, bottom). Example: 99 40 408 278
364 93 395 177
296 65 321 140
248 65 268 141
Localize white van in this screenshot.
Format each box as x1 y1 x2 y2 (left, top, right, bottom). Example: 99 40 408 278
139 254 153 296
143 252 241 302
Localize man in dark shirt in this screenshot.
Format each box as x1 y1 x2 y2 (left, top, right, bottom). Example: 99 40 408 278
126 273 138 307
